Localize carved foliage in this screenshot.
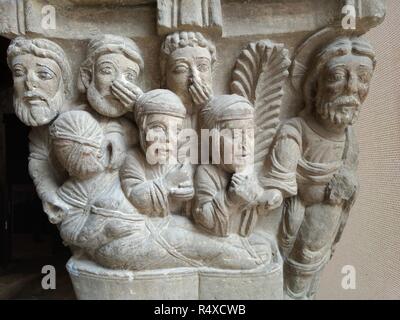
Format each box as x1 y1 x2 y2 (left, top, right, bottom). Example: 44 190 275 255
231 40 291 169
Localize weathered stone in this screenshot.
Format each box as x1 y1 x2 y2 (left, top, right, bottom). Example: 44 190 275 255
1 0 386 300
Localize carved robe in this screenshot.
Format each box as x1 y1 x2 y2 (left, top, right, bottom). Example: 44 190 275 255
56 170 144 256
263 116 359 297
193 164 260 237
28 105 138 222
263 116 355 205
120 147 190 217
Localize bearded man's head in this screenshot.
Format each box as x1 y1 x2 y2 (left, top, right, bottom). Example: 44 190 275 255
78 34 144 118
7 37 72 127
303 36 376 128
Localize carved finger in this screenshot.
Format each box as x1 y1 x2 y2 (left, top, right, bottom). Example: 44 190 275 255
189 86 201 105
230 181 239 189
179 181 193 188
111 86 134 108
192 79 208 102
111 85 131 103
233 174 246 183
112 83 137 102
202 83 213 98
176 186 194 194
232 176 242 184
114 81 141 100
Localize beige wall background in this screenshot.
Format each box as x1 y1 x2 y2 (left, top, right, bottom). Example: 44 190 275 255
318 0 400 300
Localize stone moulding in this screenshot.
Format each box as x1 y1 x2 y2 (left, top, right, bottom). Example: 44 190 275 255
67 251 283 300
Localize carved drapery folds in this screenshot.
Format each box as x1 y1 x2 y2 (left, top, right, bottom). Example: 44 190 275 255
2 0 384 300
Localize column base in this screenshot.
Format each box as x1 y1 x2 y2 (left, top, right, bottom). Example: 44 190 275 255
66 255 283 300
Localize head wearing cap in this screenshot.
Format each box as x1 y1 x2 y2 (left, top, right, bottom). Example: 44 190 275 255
78 34 144 92
135 89 186 152
49 110 103 149
200 94 254 130
135 89 186 127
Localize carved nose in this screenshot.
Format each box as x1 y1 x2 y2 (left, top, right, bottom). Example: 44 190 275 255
346 74 358 95
25 72 38 90
190 66 201 82
25 79 37 90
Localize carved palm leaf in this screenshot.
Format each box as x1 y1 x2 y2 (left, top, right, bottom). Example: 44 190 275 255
231 40 290 170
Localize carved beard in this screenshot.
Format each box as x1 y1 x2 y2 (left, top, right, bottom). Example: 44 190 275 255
14 89 64 126
87 82 126 118
316 95 360 127
54 140 105 179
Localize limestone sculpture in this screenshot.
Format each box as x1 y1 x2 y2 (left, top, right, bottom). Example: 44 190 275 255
1 0 384 300
263 36 376 300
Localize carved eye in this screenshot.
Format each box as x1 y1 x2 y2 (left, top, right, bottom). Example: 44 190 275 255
13 68 25 78
327 71 346 82
37 71 54 80
100 66 113 75
197 63 210 73
148 126 166 136
125 71 138 82
173 64 189 74
358 72 371 83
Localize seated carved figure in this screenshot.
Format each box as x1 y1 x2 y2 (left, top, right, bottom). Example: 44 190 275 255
193 94 282 237
120 89 194 217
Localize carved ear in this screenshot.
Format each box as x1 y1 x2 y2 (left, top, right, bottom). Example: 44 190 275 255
78 67 92 93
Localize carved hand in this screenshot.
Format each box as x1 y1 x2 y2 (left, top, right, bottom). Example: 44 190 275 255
170 180 195 200
262 189 283 211
42 195 70 224
326 167 358 206
111 80 143 111
228 172 257 205
164 165 193 195
188 78 213 109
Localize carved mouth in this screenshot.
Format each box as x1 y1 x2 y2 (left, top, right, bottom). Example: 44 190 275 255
24 93 47 105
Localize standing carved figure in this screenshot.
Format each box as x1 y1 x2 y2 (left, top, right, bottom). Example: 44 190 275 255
7 38 72 221
263 36 376 299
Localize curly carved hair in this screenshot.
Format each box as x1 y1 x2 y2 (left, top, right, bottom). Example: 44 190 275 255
160 31 217 86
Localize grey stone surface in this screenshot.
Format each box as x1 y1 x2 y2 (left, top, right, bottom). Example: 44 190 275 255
0 0 386 300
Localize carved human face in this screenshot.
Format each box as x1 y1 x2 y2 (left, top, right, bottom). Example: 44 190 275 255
316 54 374 128
53 139 106 179
166 46 212 109
11 54 64 126
142 114 183 165
87 53 140 117
219 118 255 173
